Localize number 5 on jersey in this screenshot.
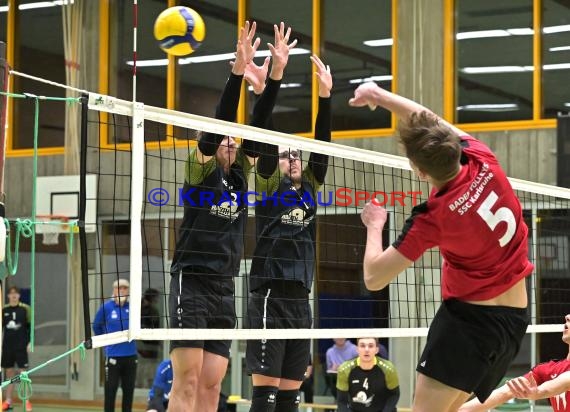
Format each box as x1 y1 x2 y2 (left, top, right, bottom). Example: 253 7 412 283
476 190 516 247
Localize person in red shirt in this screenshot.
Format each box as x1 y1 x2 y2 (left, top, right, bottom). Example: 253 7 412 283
459 314 570 412
349 82 533 412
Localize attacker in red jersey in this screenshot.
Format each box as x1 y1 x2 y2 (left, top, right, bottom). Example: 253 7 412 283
459 314 570 412
349 82 533 412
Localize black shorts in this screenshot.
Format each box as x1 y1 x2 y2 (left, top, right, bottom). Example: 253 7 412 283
169 271 236 358
245 281 312 381
1 347 28 369
417 299 528 402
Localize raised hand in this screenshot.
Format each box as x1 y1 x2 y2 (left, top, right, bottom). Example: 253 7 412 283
361 202 388 232
310 54 332 98
267 22 298 80
244 57 271 95
233 21 261 75
349 81 384 110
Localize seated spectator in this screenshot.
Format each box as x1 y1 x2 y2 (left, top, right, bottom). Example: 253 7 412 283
336 337 399 412
146 360 172 412
326 338 358 372
146 359 232 412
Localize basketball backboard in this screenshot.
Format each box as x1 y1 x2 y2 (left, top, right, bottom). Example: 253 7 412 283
35 175 97 233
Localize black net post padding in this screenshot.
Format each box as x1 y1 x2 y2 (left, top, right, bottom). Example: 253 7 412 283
557 113 570 189
79 93 92 346
0 41 7 218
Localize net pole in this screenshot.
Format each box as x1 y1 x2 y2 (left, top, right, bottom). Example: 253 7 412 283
128 102 144 341
0 40 6 407
129 0 141 342
530 206 538 366
79 94 92 347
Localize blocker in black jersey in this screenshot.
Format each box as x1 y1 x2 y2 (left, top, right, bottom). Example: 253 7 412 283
169 71 281 355
245 57 333 412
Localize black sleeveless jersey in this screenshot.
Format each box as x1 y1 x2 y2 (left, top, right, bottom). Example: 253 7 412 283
249 174 318 292
170 151 250 276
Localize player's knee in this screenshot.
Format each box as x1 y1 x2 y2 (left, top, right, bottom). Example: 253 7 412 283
174 369 200 395
250 385 278 412
274 389 301 412
199 379 221 394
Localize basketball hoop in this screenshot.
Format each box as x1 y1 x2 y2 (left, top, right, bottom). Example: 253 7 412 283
35 215 75 246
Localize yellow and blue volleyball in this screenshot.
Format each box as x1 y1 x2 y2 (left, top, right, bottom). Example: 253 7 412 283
153 6 206 56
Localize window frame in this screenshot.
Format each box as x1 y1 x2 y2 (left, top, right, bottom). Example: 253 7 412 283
444 0 557 133
97 0 398 151
5 0 398 157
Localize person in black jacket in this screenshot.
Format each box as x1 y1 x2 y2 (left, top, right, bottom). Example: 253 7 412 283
168 21 297 412
245 54 333 412
2 286 32 412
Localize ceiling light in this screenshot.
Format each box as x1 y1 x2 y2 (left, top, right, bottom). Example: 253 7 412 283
506 28 534 35
565 103 570 107
126 59 169 67
128 48 311 67
178 52 235 64
0 0 73 12
457 104 518 112
550 46 570 52
363 38 393 47
456 30 511 40
461 66 533 74
180 48 310 65
543 63 570 70
248 83 301 92
349 75 393 84
543 25 570 34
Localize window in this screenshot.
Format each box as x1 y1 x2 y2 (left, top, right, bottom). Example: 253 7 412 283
323 0 393 131
249 0 313 134
455 0 533 123
109 0 167 143
542 0 570 118
175 1 238 139
13 1 66 149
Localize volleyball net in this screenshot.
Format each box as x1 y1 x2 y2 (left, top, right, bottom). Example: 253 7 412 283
1 67 568 354
82 90 570 349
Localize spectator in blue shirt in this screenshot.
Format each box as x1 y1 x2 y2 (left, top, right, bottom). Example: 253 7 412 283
146 360 173 412
93 279 138 412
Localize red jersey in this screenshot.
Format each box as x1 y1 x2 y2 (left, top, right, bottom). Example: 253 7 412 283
393 135 534 300
527 359 570 411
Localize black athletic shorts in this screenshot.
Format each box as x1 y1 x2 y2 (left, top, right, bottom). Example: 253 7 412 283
416 299 529 402
1 347 28 369
169 271 236 358
246 280 312 381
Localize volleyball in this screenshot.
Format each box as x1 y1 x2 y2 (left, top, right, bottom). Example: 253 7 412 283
153 6 206 56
